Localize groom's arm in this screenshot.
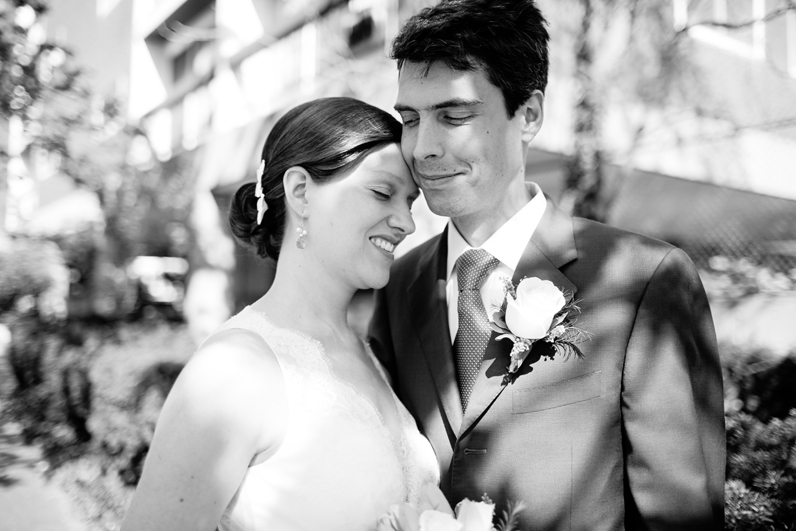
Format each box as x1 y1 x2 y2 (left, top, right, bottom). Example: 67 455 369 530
622 247 725 530
369 287 398 386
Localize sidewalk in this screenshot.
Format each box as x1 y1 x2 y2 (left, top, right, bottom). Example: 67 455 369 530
0 422 87 531
0 341 88 531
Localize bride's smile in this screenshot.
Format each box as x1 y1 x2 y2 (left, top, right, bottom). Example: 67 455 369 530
305 142 418 291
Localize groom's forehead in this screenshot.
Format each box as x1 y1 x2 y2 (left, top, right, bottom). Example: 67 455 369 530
396 64 490 111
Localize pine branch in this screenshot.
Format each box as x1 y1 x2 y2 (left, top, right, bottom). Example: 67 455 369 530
494 500 527 531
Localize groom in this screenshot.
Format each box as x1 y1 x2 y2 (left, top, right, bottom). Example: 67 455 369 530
369 0 725 529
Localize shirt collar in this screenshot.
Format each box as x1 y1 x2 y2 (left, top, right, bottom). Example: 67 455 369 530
446 182 547 279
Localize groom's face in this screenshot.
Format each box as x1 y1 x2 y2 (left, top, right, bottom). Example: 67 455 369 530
395 61 528 224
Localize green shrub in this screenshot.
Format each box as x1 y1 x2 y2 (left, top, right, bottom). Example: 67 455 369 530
3 317 195 530
723 346 796 423
723 346 796 530
88 322 194 475
65 321 194 529
726 479 777 531
4 315 94 450
0 236 66 314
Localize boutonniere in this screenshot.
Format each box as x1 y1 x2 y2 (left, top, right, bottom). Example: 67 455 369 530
490 277 589 377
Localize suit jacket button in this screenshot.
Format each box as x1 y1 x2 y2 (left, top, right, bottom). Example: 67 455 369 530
463 448 487 455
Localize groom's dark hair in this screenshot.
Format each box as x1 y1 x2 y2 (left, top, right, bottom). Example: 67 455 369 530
391 0 550 117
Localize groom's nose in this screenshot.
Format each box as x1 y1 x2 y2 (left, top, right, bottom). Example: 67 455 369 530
412 119 444 161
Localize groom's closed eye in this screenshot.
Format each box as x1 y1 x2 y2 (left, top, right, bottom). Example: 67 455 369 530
444 113 475 126
398 114 418 128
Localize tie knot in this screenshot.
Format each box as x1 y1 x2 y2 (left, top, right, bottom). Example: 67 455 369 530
456 249 499 291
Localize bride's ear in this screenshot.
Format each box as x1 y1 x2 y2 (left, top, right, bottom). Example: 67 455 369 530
283 166 311 217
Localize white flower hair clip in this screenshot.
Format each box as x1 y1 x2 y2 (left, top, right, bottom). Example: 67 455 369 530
255 160 268 225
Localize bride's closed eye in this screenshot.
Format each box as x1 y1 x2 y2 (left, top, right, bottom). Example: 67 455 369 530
371 187 392 200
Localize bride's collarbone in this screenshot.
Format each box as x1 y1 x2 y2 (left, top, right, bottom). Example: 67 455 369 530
321 343 401 426
322 341 379 386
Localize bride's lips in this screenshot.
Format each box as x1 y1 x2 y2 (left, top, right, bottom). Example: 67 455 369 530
369 235 401 256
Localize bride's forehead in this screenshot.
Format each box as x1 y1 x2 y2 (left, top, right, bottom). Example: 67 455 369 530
352 145 408 174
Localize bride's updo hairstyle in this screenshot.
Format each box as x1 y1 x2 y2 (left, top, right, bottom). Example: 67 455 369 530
228 97 402 260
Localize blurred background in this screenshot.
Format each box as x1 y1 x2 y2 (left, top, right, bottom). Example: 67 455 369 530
0 0 795 529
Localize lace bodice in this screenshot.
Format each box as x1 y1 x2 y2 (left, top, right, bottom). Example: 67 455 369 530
215 307 439 531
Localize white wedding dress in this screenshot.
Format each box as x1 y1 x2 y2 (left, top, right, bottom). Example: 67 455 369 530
215 306 440 531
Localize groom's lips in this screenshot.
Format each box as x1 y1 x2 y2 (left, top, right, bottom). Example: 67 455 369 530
415 171 459 180
414 170 462 188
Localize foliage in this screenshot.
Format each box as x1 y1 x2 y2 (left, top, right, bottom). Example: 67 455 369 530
0 1 81 122
94 147 196 265
723 346 796 530
0 0 84 168
555 0 701 220
725 411 796 530
1 0 195 326
494 500 527 531
723 346 796 423
726 479 777 531
61 321 194 529
3 318 195 530
701 256 796 300
5 315 108 446
0 235 65 313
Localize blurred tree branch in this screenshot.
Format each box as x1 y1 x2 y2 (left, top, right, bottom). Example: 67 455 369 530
678 0 796 33
561 0 796 222
1 0 194 321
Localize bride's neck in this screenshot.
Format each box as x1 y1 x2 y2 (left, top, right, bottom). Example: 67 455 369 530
255 247 354 335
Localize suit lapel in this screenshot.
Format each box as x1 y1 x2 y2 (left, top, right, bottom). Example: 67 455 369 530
408 227 464 441
458 197 579 438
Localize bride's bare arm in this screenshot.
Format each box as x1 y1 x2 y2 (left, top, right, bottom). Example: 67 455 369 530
121 329 287 531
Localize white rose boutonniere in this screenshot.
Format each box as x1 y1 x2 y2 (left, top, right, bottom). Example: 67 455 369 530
491 277 589 376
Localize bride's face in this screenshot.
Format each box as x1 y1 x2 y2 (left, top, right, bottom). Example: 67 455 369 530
307 143 418 290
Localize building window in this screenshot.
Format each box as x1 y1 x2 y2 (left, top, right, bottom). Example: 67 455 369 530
146 0 217 90
677 0 796 76
97 0 121 18
172 39 213 83
788 9 796 76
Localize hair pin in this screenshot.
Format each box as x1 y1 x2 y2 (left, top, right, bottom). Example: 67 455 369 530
255 160 267 225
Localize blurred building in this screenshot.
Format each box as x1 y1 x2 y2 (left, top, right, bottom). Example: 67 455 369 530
32 0 796 350
3 0 131 234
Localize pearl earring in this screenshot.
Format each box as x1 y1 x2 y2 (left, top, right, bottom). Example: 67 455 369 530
296 210 307 249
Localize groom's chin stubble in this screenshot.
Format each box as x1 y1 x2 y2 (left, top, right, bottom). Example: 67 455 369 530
422 191 465 219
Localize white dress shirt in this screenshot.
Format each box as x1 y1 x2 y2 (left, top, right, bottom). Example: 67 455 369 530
446 183 547 343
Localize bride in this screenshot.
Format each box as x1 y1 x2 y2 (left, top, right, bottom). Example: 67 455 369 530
121 97 439 531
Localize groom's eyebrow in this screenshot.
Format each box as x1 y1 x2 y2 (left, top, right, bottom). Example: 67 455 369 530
394 98 482 113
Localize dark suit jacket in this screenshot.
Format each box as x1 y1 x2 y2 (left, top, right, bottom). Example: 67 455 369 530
369 198 725 530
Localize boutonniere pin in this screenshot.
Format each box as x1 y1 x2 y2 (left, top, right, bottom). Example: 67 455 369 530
491 277 589 376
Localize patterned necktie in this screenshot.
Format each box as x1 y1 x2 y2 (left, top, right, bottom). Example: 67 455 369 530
453 249 500 411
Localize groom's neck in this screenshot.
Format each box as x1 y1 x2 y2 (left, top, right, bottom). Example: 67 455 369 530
451 188 531 248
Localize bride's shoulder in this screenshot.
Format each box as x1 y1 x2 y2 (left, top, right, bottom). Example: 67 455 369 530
190 328 284 393
165 328 287 437
142 328 288 476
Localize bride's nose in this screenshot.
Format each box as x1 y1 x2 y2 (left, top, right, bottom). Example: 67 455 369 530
387 205 415 236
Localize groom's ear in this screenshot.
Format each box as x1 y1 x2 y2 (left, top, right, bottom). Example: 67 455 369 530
519 90 544 144
283 166 311 216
